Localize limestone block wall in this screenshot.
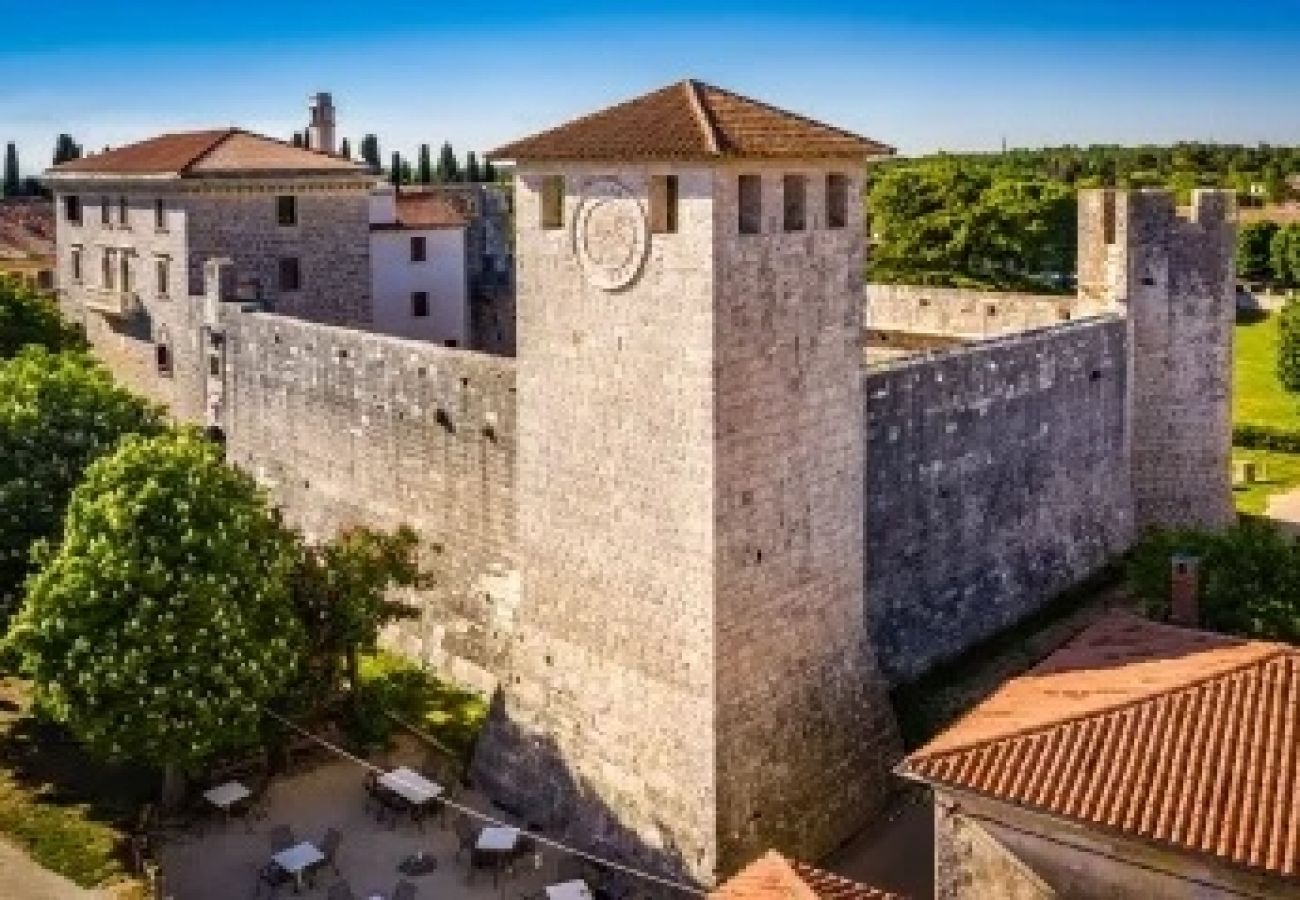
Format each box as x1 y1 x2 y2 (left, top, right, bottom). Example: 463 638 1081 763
933 791 1296 900
186 185 373 327
865 283 1087 338
710 161 899 873
865 317 1133 681
216 310 519 689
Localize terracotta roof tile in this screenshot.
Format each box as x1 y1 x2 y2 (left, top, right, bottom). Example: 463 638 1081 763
0 200 54 259
490 80 892 162
711 851 902 900
371 193 469 231
899 612 1300 881
47 129 364 177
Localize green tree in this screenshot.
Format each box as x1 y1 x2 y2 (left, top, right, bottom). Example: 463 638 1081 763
1278 297 1300 392
0 276 86 358
3 143 19 196
1271 223 1300 288
359 134 382 174
7 430 303 802
465 151 481 183
1127 522 1300 643
390 151 402 187
483 158 497 182
435 142 459 183
288 526 424 708
51 134 82 167
417 144 432 184
0 348 162 620
1238 221 1280 284
340 137 352 159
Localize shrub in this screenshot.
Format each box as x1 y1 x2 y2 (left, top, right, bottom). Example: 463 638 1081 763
1233 423 1300 452
0 276 85 359
1278 297 1300 392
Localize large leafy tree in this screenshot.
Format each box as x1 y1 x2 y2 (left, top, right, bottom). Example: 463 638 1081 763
7 430 303 799
0 348 161 619
0 276 85 358
288 525 424 705
1238 221 1280 284
1271 223 1300 289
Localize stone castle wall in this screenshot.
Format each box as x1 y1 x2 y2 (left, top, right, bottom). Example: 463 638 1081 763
865 283 1082 338
214 308 519 690
865 316 1134 681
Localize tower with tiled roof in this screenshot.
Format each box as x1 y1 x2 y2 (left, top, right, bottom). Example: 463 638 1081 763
472 80 899 881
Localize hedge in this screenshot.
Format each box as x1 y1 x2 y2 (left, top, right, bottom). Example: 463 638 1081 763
1233 423 1300 453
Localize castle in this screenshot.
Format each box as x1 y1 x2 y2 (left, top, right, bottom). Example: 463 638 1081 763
44 80 1236 885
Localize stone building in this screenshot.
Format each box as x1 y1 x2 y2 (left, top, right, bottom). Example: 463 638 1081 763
0 197 55 291
46 81 1237 888
898 612 1300 899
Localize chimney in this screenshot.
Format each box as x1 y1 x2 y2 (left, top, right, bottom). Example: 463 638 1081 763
1170 554 1200 627
307 92 336 155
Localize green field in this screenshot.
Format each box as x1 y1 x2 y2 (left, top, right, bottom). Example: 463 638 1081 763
1232 308 1300 514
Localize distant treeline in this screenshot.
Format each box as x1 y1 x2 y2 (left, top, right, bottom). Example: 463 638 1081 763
867 144 1300 292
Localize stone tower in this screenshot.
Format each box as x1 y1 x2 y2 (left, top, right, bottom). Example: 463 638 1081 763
1079 188 1236 532
472 81 901 882
307 92 336 155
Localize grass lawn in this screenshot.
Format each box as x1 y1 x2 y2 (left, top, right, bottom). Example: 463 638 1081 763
1232 309 1300 514
357 650 488 763
0 674 151 892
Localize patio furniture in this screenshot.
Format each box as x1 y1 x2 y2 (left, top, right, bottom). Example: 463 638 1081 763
546 879 595 900
472 826 521 886
393 881 417 900
453 814 476 861
364 771 384 816
327 881 356 900
203 780 253 832
254 861 292 898
319 827 342 875
272 840 326 893
379 767 444 832
269 824 297 853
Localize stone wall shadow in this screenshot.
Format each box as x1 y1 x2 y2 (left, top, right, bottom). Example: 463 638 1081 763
470 688 700 897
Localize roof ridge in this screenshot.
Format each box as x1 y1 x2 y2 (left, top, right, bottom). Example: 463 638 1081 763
682 79 722 156
178 128 240 175
903 643 1294 768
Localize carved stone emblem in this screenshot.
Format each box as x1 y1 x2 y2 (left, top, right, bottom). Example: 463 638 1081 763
572 178 649 291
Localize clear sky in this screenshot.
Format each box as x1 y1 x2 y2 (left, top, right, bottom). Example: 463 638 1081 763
4 0 1299 175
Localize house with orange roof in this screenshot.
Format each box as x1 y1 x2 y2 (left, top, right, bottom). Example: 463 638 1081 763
0 197 55 291
711 851 903 900
898 611 1299 899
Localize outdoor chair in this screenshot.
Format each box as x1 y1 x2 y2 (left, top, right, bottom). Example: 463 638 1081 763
253 861 291 898
393 879 417 900
555 855 590 884
268 824 296 853
326 880 356 900
319 827 342 875
363 771 383 815
452 814 476 861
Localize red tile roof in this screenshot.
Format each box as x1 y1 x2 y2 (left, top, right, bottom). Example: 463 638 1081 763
490 80 893 162
0 199 55 260
371 192 469 231
899 612 1300 882
46 129 364 177
712 852 902 900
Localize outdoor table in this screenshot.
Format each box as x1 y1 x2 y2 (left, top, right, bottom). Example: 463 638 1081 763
202 780 251 830
273 841 325 892
547 879 594 900
476 825 520 852
379 766 443 805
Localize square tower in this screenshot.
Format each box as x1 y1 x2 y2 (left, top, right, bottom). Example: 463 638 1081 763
473 81 900 882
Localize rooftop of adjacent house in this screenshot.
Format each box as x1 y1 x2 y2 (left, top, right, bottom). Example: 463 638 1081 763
371 192 470 231
0 198 55 260
711 851 903 900
44 129 367 178
898 611 1300 882
489 79 893 162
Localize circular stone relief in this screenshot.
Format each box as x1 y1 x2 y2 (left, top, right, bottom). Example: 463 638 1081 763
571 178 649 292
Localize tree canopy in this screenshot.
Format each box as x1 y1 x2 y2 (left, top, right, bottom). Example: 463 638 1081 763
0 277 86 359
7 430 303 772
0 348 162 618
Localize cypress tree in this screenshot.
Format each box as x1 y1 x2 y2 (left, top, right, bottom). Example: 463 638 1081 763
360 135 382 174
417 144 432 184
466 151 481 183
483 158 497 182
3 143 20 197
390 151 402 187
52 134 82 166
435 142 459 183
291 132 305 148
340 138 352 159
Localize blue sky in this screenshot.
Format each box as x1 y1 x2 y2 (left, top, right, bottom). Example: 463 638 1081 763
4 1 1299 175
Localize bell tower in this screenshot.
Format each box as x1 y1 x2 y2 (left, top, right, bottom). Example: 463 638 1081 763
473 81 900 882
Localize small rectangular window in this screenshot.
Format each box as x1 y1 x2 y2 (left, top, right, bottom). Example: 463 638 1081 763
63 195 82 225
118 196 128 227
70 246 83 282
155 344 172 377
783 174 806 232
156 257 169 297
102 249 115 290
276 195 297 227
410 236 427 262
100 197 110 226
738 174 762 235
541 175 564 230
154 199 167 231
278 257 301 291
650 175 678 234
411 291 429 317
826 172 848 229
120 254 131 293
